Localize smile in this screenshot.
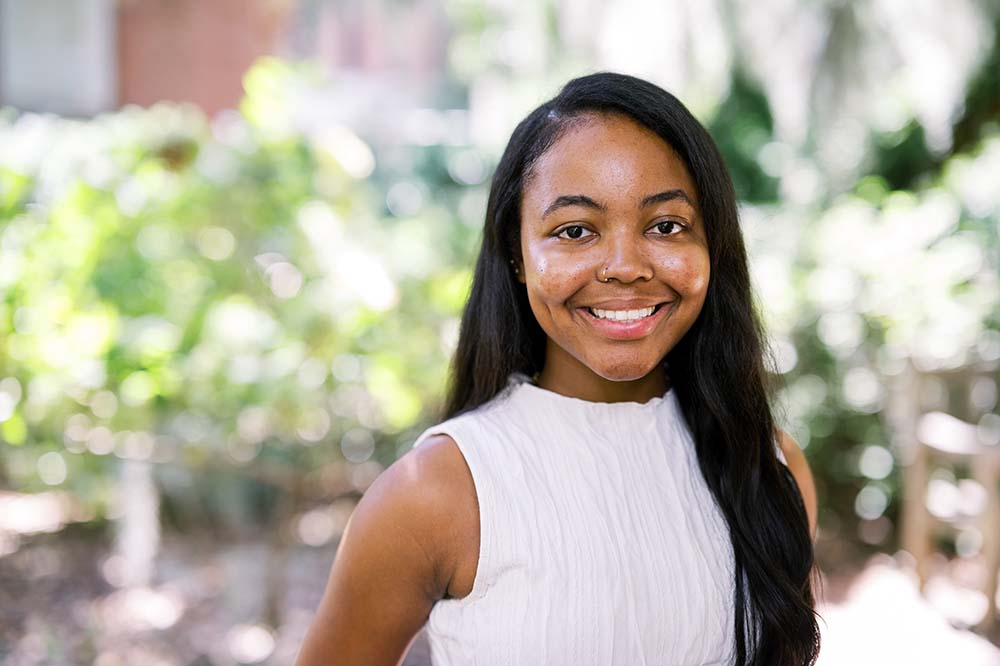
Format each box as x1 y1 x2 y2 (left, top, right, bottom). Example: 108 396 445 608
587 305 660 321
578 302 672 340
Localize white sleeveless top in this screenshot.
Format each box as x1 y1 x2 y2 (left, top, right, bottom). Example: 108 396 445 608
412 372 787 666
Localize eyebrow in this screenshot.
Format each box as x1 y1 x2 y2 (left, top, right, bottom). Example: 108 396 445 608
541 189 696 218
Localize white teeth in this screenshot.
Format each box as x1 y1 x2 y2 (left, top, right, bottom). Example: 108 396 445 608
590 306 655 322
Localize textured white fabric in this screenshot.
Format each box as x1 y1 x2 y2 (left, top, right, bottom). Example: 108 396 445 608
412 372 787 665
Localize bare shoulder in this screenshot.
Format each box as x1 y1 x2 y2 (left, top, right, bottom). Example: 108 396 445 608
399 433 477 528
403 432 471 488
366 433 479 597
370 432 476 587
294 433 477 665
406 434 480 597
774 428 799 459
774 428 818 540
775 429 808 472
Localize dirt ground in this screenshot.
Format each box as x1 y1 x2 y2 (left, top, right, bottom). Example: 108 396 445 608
1 529 997 665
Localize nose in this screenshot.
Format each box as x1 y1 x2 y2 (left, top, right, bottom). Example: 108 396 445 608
598 228 654 283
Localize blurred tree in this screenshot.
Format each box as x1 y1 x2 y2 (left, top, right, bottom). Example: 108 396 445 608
0 0 997 586
708 68 779 203
0 60 478 538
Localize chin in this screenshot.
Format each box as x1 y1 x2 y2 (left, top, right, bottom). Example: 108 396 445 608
590 358 663 383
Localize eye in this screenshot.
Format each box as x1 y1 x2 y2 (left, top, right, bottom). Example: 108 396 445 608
650 220 686 236
555 225 595 240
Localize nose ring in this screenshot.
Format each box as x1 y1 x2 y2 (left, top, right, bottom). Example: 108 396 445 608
601 267 612 283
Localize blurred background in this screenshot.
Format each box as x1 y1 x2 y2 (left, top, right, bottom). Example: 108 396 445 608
0 0 998 664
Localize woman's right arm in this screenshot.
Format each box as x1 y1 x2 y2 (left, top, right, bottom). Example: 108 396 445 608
295 435 463 665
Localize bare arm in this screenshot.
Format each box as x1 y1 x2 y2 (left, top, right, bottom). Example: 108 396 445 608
777 429 818 541
295 436 463 666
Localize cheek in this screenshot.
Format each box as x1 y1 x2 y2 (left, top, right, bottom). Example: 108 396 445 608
528 272 575 310
525 252 588 305
661 249 710 297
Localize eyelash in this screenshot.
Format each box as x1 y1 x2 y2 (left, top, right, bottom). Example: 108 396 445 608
555 220 687 240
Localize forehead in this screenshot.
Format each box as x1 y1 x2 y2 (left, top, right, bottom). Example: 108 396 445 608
523 113 698 211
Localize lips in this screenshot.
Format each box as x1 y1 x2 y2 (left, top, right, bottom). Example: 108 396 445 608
577 301 674 341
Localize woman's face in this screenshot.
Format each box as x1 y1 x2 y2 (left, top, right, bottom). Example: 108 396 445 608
516 113 710 387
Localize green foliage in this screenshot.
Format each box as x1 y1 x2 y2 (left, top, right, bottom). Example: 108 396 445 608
758 129 1000 554
1 25 998 554
0 60 485 526
708 69 780 203
869 120 937 191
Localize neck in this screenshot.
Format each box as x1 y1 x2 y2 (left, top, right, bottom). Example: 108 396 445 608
534 354 670 404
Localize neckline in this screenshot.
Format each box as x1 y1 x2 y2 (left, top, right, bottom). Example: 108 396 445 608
507 371 672 411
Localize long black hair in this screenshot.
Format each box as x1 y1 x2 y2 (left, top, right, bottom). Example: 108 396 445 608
442 72 820 666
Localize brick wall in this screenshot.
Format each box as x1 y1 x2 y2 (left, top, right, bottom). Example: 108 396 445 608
117 0 292 115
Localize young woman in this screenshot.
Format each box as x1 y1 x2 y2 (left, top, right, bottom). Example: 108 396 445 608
296 72 821 666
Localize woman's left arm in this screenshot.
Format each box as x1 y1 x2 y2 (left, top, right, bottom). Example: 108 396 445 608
776 429 818 541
